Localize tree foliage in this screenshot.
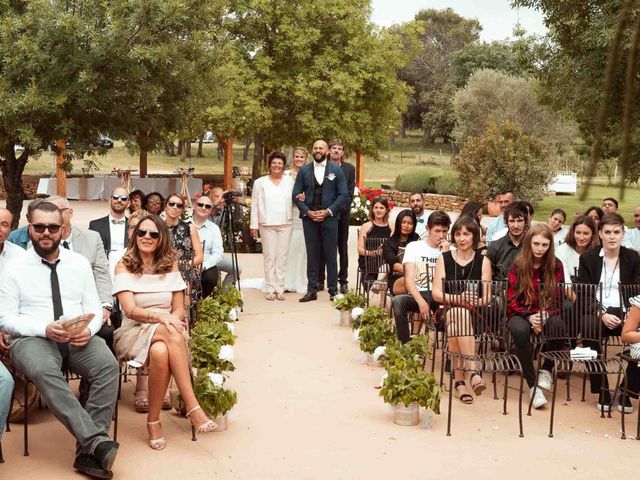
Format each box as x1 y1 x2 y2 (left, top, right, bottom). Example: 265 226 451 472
455 121 552 203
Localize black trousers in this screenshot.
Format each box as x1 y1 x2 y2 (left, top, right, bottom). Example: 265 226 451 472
201 266 219 299
318 210 350 286
303 217 339 292
392 291 437 344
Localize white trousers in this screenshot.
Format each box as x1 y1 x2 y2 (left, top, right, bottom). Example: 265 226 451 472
260 224 293 293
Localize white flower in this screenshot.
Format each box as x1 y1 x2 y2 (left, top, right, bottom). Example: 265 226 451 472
218 345 235 362
378 371 388 388
207 372 225 387
333 293 345 302
352 328 360 342
354 197 361 205
225 322 235 333
350 208 357 213
365 200 371 206
373 345 386 361
351 307 364 320
228 309 238 321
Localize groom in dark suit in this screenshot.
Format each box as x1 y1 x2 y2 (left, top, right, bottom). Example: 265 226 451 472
292 140 350 302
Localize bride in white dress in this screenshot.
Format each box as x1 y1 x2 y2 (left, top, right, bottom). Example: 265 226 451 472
284 147 308 293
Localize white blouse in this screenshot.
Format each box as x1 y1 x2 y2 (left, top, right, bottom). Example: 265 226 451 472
250 175 293 228
555 243 580 284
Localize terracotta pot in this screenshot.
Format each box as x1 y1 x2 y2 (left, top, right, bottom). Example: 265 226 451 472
393 403 420 426
339 310 351 327
487 201 501 216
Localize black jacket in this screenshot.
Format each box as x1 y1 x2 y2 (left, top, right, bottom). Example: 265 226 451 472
577 246 640 285
88 215 128 255
339 161 356 213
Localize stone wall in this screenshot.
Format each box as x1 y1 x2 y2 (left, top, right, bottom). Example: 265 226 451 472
381 189 467 212
0 175 41 200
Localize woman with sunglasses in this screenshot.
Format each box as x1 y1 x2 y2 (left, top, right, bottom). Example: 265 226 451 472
114 215 216 450
250 152 294 300
143 192 164 215
192 194 223 298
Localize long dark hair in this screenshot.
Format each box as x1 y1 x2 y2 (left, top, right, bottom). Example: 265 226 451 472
564 215 598 250
390 209 418 243
121 214 176 275
368 196 390 222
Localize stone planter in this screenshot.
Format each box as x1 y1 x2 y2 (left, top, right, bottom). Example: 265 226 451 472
339 310 351 327
393 403 420 426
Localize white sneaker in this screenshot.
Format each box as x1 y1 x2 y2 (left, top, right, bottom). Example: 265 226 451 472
537 370 552 391
530 387 547 409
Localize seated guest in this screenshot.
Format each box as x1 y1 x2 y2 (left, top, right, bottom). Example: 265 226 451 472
113 215 216 450
624 206 640 251
357 196 392 291
601 197 619 215
507 224 565 409
621 298 640 400
7 198 45 249
143 192 164 216
250 152 294 300
391 210 451 343
89 187 129 258
192 194 223 299
409 192 428 238
486 190 515 244
383 209 419 295
585 206 604 230
460 201 486 243
0 201 119 477
547 208 567 245
431 216 492 404
487 202 528 281
128 189 145 214
492 201 533 242
555 215 598 283
577 212 640 413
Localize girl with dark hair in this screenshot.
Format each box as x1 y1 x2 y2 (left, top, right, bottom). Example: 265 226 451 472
114 215 217 450
143 192 165 215
585 206 604 230
357 197 392 291
507 224 564 410
555 215 597 283
432 216 492 404
129 189 145 214
383 209 419 295
460 201 487 246
547 208 567 245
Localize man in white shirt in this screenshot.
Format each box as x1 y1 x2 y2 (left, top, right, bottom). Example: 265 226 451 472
193 194 224 298
391 211 451 343
89 187 129 257
486 190 515 244
409 192 428 238
0 202 119 478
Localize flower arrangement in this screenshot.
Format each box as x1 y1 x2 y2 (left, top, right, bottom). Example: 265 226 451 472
331 289 366 312
194 369 238 417
354 305 387 330
349 187 395 226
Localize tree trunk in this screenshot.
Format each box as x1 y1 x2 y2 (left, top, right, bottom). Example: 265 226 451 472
217 141 224 161
243 135 252 162
177 140 183 156
1 143 28 228
179 140 187 163
399 117 406 138
197 137 204 157
422 127 432 146
252 134 264 179
139 148 148 177
186 141 192 158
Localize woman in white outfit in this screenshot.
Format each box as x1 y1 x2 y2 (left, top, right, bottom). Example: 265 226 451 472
284 147 309 293
250 152 294 300
555 215 598 283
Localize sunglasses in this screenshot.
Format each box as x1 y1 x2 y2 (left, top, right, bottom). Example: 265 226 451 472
196 202 213 210
167 201 184 209
136 229 160 239
32 223 62 234
112 194 129 201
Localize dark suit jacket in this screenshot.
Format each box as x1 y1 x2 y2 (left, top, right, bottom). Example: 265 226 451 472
339 161 356 213
88 215 128 255
577 246 640 285
292 161 350 219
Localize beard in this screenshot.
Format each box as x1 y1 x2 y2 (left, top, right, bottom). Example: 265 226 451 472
111 204 127 214
313 153 327 163
33 236 61 258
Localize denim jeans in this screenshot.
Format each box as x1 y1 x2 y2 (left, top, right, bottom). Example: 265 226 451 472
0 362 14 440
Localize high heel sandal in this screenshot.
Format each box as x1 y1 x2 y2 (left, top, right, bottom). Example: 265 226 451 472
470 372 486 395
454 380 474 404
186 406 217 433
147 420 167 450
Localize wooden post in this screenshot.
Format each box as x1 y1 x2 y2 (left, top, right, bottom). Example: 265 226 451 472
139 149 148 178
55 139 67 196
355 150 365 188
223 137 234 190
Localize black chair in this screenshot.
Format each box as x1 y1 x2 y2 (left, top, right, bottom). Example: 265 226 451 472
528 282 624 437
360 237 389 307
616 283 640 440
441 279 524 437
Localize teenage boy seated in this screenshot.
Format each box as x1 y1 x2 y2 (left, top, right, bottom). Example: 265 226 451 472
391 210 451 343
487 202 529 282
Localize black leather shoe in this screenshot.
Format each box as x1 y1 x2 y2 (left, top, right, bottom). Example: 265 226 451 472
94 440 118 472
329 290 338 301
339 283 348 294
316 282 325 291
73 453 113 479
299 291 318 302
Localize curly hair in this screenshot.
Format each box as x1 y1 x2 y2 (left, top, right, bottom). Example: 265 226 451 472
121 214 176 275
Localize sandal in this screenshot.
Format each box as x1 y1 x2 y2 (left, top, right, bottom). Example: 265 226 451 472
454 380 474 404
147 420 166 450
470 372 486 396
186 405 217 433
134 390 149 413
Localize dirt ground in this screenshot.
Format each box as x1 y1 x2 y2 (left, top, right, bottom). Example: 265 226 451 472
0 200 636 479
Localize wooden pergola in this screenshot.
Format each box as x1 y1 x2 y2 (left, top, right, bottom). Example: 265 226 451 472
55 138 365 195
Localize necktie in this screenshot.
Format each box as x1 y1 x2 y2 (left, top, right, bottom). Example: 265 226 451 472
42 259 63 320
62 241 70 249
111 219 125 225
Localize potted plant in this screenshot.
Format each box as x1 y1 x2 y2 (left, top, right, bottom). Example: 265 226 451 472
332 289 366 326
358 310 396 366
193 370 238 431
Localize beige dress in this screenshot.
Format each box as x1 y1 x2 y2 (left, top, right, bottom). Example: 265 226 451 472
113 271 186 365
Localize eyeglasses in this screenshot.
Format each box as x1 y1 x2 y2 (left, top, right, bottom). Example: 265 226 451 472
31 223 62 234
167 201 184 209
136 229 160 239
196 202 213 210
112 194 129 201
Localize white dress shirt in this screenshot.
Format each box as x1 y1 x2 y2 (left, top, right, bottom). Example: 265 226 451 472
314 159 326 185
0 241 26 276
194 218 224 270
598 250 621 309
0 247 103 338
109 214 126 252
414 212 427 238
555 242 580 283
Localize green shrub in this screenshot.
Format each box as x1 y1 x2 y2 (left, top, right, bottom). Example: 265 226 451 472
394 167 462 196
433 172 461 195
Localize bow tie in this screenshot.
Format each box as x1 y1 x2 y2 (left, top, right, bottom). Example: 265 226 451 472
111 219 125 225
416 218 424 224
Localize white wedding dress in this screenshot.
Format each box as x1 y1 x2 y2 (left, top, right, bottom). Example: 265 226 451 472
284 170 307 293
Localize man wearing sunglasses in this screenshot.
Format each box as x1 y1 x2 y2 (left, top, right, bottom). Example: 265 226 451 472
0 201 119 478
89 187 129 258
192 195 223 298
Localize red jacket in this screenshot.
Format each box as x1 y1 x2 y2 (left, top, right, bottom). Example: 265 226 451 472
507 261 564 317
